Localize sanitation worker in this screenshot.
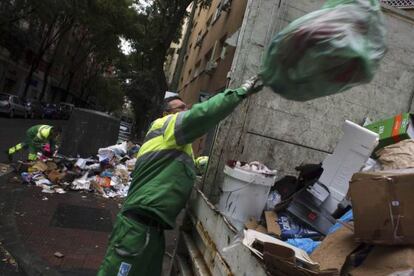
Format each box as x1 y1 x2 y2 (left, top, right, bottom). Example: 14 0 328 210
7 125 61 161
98 77 263 276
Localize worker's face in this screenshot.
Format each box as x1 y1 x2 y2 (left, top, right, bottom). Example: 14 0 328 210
166 99 187 115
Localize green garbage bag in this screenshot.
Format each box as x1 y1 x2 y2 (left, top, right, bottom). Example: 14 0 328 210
260 0 386 101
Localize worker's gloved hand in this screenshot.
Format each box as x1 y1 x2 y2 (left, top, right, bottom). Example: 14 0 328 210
195 156 209 175
240 76 264 95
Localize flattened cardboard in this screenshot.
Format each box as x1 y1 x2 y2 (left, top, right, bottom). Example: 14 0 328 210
350 172 414 245
311 225 359 271
244 217 267 234
350 246 414 276
265 211 281 237
264 243 339 276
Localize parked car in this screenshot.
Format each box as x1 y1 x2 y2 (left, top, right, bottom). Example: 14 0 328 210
25 98 43 119
42 103 60 119
0 93 27 118
58 102 74 120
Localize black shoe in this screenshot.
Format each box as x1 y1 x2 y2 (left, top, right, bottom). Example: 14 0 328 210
5 150 12 163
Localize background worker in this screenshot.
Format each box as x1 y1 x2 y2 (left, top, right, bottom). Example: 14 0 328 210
7 125 62 161
98 77 263 276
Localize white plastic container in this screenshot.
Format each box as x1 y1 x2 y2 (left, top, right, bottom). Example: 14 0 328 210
218 165 276 230
319 120 379 214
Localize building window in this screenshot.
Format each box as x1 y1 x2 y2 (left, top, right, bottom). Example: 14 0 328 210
219 35 228 60
206 15 213 27
195 31 205 48
212 0 232 23
205 49 213 63
194 60 201 78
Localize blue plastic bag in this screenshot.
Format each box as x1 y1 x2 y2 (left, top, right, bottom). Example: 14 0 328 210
287 238 321 254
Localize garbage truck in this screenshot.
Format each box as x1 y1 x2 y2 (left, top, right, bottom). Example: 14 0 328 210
169 0 414 274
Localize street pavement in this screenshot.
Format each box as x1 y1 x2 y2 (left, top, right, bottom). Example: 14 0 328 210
0 169 179 276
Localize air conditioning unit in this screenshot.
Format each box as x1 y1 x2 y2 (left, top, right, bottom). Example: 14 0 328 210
205 61 218 74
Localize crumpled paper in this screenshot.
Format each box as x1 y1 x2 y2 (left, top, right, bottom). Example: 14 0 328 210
377 139 414 170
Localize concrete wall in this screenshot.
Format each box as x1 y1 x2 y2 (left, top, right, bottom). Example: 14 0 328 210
0 109 119 162
203 0 414 202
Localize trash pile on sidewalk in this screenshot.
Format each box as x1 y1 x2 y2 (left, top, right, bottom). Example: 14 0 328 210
218 113 414 275
17 141 140 199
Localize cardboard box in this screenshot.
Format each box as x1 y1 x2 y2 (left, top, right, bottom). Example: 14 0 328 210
350 246 414 276
365 113 414 152
311 225 358 272
350 171 414 245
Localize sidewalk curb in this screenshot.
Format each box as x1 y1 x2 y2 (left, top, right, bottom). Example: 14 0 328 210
0 172 61 276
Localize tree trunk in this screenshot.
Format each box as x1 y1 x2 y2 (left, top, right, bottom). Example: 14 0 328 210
63 72 74 102
39 29 67 101
22 17 58 99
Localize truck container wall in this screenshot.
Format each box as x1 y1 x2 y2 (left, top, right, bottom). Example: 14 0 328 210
203 0 414 204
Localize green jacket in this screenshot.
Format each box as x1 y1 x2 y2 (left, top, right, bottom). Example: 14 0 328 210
123 88 248 229
26 124 55 150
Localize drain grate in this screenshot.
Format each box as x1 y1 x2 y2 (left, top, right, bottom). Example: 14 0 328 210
50 204 113 232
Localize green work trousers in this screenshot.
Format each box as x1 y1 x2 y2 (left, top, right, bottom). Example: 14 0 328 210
97 214 165 276
8 142 40 161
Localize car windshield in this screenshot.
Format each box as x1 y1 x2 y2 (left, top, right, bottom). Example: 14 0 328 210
0 94 9 101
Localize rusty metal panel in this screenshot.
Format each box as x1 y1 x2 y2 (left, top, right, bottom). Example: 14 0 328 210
186 189 267 276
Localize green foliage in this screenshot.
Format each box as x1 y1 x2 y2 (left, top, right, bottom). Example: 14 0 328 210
0 0 135 113
119 0 211 138
89 76 125 112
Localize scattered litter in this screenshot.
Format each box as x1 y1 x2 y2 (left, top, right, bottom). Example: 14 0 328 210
286 238 321 255
35 178 52 186
229 160 277 175
125 158 137 171
71 173 91 191
0 164 12 176
55 188 66 194
42 197 48 201
54 252 64 258
41 188 55 194
74 158 87 169
266 190 281 211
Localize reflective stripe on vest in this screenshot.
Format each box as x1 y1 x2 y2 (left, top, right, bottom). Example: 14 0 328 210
135 149 195 171
28 153 37 161
36 125 52 140
143 116 173 143
137 113 193 168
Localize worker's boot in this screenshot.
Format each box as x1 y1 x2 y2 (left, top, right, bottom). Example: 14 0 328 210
5 150 13 163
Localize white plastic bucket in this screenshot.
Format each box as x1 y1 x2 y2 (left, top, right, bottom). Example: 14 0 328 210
218 165 276 230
